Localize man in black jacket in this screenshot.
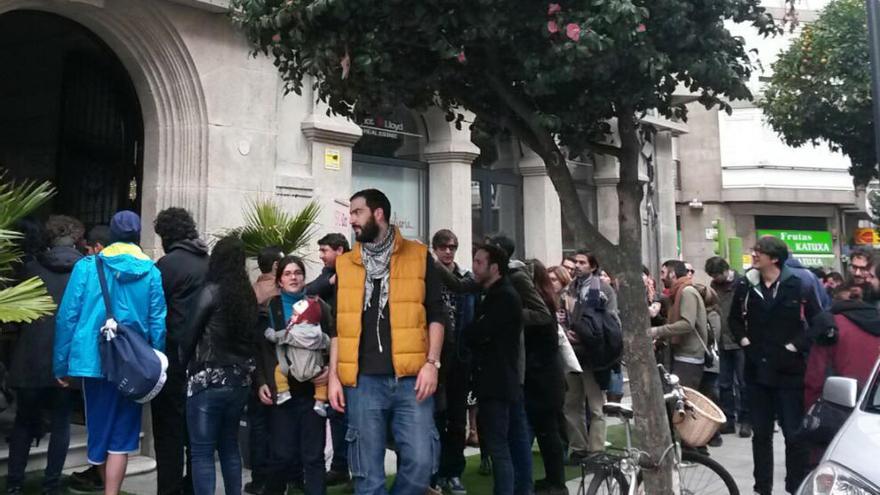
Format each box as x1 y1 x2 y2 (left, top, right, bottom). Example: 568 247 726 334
729 236 823 495
7 216 83 495
152 207 209 495
467 244 530 495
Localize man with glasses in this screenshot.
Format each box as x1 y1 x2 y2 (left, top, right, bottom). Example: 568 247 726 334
430 230 476 495
729 236 824 495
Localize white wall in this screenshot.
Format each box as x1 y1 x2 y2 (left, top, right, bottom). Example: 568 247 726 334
719 0 854 193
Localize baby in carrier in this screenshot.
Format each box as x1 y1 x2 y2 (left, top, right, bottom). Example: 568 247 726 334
264 298 330 416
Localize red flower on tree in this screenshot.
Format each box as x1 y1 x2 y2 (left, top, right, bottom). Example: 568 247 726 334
566 23 581 41
548 3 561 15
547 20 560 34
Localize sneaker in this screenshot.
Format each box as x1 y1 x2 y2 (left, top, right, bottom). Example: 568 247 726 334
478 457 492 476
720 421 736 435
739 423 753 438
326 469 351 486
708 432 723 447
244 480 265 495
6 486 22 495
445 477 466 495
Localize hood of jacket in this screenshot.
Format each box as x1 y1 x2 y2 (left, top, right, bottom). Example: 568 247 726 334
831 300 880 336
166 238 209 256
99 242 156 282
784 257 808 271
38 245 83 273
744 266 797 288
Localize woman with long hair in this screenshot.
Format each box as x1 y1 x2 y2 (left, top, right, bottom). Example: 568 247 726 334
180 235 259 495
525 260 568 495
256 256 333 495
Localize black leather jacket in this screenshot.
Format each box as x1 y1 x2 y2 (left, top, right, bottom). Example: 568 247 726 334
179 283 258 373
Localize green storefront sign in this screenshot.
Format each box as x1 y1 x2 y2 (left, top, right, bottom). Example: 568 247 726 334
756 229 835 268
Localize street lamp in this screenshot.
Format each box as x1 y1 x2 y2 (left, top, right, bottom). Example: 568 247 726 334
868 0 880 176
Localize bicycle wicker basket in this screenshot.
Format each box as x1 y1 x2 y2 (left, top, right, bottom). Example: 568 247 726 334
672 386 727 448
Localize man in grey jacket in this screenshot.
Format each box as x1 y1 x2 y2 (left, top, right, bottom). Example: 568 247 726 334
650 259 708 389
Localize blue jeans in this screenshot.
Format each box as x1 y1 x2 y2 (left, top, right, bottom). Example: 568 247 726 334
719 349 750 424
186 386 249 495
345 375 439 495
329 406 349 472
265 395 326 495
748 383 808 495
479 398 533 495
7 388 73 491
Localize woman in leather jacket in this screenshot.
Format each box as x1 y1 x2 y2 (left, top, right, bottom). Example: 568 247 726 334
255 256 334 495
179 235 259 495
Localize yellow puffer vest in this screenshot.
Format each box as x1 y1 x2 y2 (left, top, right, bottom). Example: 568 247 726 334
335 228 428 386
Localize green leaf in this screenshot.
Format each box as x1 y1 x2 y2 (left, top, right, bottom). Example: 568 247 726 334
0 277 57 323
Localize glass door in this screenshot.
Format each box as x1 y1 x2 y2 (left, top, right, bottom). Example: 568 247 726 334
472 168 524 255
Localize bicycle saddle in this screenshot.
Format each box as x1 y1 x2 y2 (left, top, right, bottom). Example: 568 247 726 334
602 402 634 420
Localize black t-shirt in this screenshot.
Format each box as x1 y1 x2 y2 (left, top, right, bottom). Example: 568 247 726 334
330 253 446 375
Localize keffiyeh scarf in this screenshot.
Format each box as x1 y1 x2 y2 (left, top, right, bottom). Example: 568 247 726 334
361 226 395 315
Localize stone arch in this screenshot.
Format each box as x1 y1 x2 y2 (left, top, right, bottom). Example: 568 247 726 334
0 0 209 249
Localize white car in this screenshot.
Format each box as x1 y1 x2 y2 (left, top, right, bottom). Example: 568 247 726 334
797 358 880 495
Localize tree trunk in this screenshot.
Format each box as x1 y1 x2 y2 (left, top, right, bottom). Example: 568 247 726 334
531 120 674 492
616 111 675 494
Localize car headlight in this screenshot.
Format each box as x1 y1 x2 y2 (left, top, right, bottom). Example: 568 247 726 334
798 462 880 495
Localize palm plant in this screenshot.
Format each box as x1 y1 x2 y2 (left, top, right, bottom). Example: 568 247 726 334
0 173 57 323
233 199 321 258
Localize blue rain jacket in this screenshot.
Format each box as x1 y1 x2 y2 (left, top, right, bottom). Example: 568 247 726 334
54 243 167 378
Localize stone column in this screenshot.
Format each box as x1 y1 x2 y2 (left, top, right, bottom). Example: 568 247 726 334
594 155 620 245
520 150 563 263
300 109 362 243
423 117 479 267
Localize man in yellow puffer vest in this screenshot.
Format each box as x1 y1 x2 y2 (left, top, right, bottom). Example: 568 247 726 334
328 189 447 495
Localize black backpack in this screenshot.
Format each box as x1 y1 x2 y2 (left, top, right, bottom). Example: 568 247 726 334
570 296 623 371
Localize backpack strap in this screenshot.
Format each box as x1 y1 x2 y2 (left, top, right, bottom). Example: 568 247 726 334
94 257 116 321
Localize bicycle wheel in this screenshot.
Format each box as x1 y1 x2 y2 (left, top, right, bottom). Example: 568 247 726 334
678 451 739 495
585 465 630 495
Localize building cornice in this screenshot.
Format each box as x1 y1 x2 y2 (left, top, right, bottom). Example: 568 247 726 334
166 0 230 13
301 116 363 147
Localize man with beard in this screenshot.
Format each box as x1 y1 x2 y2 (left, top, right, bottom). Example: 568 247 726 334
152 207 209 495
327 189 446 494
466 244 527 495
649 259 708 389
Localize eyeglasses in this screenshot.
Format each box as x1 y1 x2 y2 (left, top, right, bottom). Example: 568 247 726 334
437 244 458 252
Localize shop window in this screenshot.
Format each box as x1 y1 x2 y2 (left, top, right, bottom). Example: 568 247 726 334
352 155 428 242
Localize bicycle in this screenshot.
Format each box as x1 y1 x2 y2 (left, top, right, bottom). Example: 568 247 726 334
577 365 739 495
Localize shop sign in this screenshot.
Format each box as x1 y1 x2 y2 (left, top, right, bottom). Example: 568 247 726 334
360 116 408 139
854 227 880 246
756 230 833 255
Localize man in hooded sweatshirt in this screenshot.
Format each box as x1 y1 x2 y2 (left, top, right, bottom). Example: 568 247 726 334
805 282 880 409
152 207 209 495
7 216 84 495
55 210 167 495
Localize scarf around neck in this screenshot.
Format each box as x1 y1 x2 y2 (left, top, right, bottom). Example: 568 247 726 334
360 226 395 314
668 276 694 324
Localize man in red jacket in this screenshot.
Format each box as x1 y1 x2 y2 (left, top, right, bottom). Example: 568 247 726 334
804 284 880 409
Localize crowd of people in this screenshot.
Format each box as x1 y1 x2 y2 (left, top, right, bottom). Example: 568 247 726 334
4 188 880 495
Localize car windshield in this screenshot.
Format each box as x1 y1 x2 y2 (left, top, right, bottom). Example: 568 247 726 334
867 369 880 414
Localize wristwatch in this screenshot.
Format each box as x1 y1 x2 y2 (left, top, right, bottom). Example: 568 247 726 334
427 358 441 370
